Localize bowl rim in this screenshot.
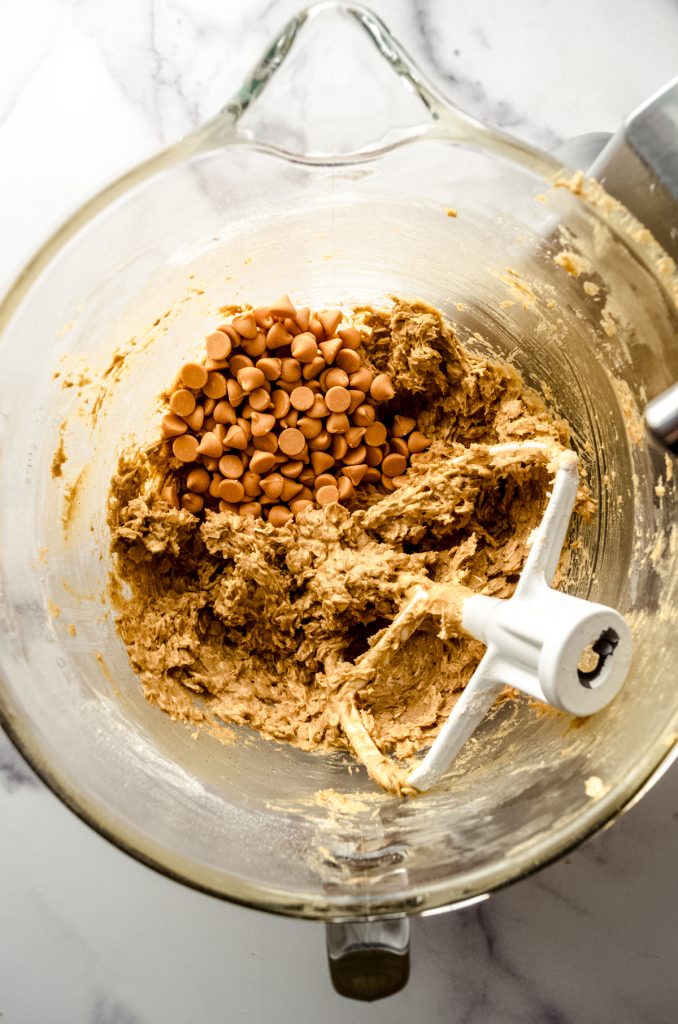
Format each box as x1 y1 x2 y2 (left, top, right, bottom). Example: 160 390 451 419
2 1 678 920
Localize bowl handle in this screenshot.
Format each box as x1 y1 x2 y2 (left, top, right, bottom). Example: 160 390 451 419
325 917 410 1000
195 2 539 164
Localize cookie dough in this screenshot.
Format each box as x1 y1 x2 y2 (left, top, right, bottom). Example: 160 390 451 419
109 299 586 793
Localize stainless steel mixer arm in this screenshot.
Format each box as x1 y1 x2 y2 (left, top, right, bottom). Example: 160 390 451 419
581 76 678 452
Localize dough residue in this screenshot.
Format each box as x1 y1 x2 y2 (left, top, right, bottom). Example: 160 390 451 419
108 299 588 793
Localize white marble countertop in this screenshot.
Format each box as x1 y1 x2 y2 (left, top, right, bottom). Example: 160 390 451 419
2 1 678 1021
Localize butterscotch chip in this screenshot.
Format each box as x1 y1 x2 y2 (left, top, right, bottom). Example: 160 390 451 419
316 484 339 506
169 389 196 417
256 357 282 381
162 413 188 437
298 468 315 486
345 426 366 448
278 427 305 457
390 437 409 457
260 473 284 500
298 416 322 439
308 429 331 451
343 444 367 466
291 333 318 363
237 367 266 393
348 367 374 392
249 451 276 474
230 354 253 374
392 414 416 437
184 405 205 432
202 372 227 400
308 316 324 341
318 310 342 337
326 412 349 434
197 431 223 458
295 307 310 331
248 388 271 412
242 472 262 497
224 425 249 451
205 357 228 372
342 464 368 486
218 479 245 503
283 317 302 337
219 454 244 478
347 389 365 415
337 476 355 500
290 386 315 411
409 452 430 466
232 312 258 339
307 395 329 419
180 362 208 389
203 398 216 416
370 373 395 401
363 467 381 484
253 432 278 453
251 412 276 437
382 452 407 477
331 435 348 460
337 326 361 349
335 349 361 373
172 435 199 462
297 485 314 501
208 474 223 497
186 467 210 493
271 390 291 418
269 295 296 318
280 358 302 382
226 379 245 406
325 386 351 413
364 422 387 446
318 338 342 364
218 324 240 346
408 431 431 453
253 306 274 330
310 451 335 475
236 418 253 442
240 501 263 518
392 475 408 488
243 333 268 358
219 499 240 513
314 473 335 490
268 505 293 527
321 368 345 390
302 356 326 380
280 460 304 479
181 493 204 514
290 498 313 515
201 455 219 471
206 332 232 361
280 479 303 502
244 331 267 358
365 445 382 467
267 322 293 349
381 474 397 492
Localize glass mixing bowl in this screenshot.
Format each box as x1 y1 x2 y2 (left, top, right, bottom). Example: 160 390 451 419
1 0 677 973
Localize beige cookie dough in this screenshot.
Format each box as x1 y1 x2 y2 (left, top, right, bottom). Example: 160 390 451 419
109 299 588 793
